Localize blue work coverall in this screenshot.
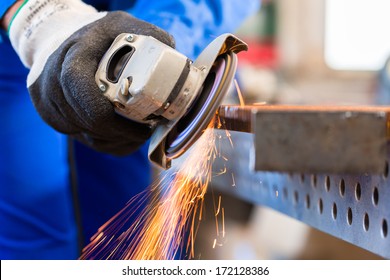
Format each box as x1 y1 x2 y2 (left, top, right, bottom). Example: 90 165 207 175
0 0 259 259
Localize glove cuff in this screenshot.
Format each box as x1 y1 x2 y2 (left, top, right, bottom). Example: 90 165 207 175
9 0 106 86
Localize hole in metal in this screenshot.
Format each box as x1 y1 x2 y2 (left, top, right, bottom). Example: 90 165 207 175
325 176 330 192
273 185 278 198
283 188 288 200
364 213 370 231
305 194 310 209
372 187 379 206
311 174 317 188
332 203 338 220
384 161 389 178
355 183 362 201
347 207 353 225
293 191 299 205
382 219 388 238
339 179 345 197
300 174 305 183
318 199 323 214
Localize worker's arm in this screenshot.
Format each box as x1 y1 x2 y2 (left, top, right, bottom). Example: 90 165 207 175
4 0 174 155
128 0 260 59
0 1 24 30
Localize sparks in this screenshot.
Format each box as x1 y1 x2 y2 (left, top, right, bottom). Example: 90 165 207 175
234 79 245 107
215 195 222 216
215 167 227 176
222 207 225 238
80 119 218 260
231 173 236 187
80 84 242 259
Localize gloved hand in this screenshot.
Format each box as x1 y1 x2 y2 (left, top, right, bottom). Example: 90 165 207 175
8 0 175 155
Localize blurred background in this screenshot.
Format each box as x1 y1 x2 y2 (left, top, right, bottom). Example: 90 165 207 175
234 0 390 106
193 0 390 260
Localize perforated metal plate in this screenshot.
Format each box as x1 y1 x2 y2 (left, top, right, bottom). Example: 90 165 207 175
211 131 390 259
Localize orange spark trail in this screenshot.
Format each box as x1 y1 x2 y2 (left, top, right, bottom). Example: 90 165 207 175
234 79 245 107
80 120 218 260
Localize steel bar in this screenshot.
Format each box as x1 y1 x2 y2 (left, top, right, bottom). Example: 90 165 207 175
216 105 390 174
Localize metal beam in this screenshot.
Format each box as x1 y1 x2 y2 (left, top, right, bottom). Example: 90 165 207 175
217 105 390 174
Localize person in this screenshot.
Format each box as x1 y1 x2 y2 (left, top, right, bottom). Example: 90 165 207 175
0 0 259 259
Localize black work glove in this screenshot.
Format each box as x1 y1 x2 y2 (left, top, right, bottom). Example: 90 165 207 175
9 0 175 155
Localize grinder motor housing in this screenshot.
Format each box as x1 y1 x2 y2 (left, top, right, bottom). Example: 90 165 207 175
95 33 247 168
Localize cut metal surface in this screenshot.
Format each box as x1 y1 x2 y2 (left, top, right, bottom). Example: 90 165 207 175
217 105 390 174
210 130 390 259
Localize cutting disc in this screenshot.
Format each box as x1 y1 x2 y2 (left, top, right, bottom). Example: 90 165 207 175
148 33 247 169
164 51 237 159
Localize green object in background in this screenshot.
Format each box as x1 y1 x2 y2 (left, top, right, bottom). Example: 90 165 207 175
236 0 277 42
260 1 277 40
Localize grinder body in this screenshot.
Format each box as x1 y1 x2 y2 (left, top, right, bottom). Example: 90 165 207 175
95 33 247 169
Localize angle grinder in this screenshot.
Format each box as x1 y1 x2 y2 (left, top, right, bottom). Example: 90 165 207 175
95 33 247 169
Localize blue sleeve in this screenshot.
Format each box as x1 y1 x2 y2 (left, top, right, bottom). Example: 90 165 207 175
0 0 18 43
0 0 16 18
128 0 260 59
